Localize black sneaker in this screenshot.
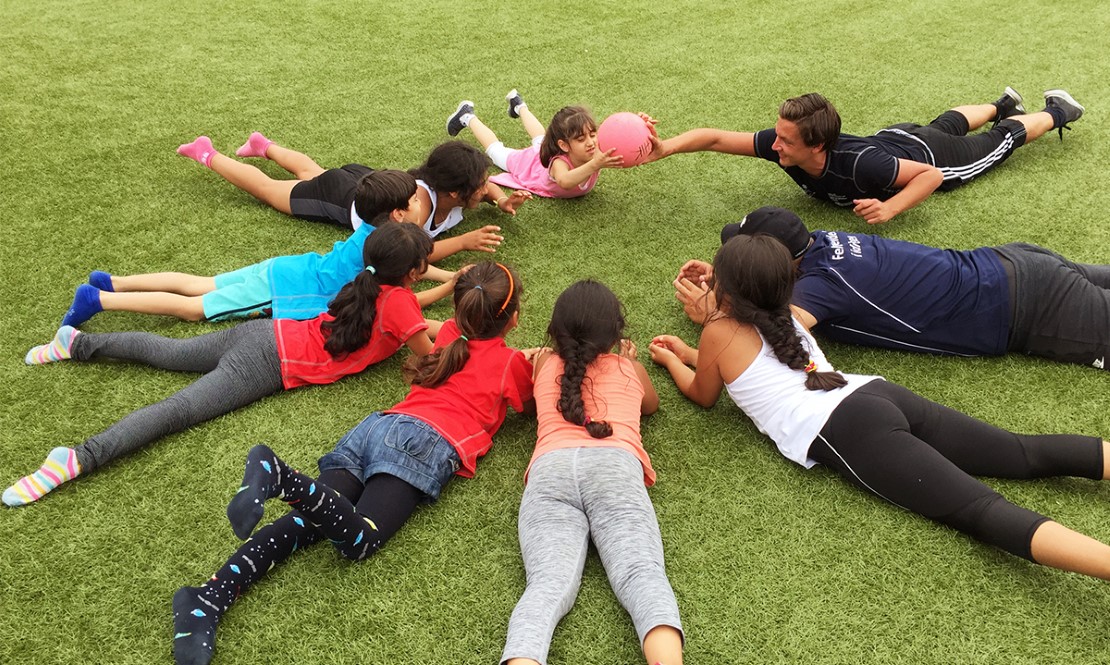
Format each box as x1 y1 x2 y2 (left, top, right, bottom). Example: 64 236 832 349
446 100 474 136
506 89 526 119
1044 89 1084 140
991 86 1025 127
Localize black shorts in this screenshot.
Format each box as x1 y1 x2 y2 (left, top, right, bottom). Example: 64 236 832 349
994 243 1110 369
886 111 1027 191
289 163 374 230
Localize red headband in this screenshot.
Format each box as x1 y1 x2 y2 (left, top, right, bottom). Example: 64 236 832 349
495 263 514 315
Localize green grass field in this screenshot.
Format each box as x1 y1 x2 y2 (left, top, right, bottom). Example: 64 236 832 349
2 0 1109 663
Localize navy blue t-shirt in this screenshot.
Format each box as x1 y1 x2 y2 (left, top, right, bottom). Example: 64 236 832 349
754 128 932 207
792 231 1010 356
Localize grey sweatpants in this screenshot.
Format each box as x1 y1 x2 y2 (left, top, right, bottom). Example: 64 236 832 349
71 320 284 471
500 447 683 665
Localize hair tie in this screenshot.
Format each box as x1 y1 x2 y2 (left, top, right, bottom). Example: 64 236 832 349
459 334 469 342
495 263 514 315
803 360 817 373
583 416 592 426
365 265 376 275
473 285 483 291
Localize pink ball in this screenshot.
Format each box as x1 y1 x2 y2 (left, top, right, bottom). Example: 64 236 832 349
596 112 652 168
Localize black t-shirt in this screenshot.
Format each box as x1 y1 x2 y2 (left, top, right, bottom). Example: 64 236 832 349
753 128 932 206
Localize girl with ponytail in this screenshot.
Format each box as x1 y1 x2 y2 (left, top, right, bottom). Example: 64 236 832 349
8 221 437 508
501 280 684 665
651 234 1110 585
170 261 535 665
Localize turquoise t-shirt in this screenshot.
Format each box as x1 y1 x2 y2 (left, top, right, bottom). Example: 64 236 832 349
267 222 375 320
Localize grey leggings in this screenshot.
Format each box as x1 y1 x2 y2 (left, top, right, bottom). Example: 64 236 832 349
71 319 283 471
500 447 683 665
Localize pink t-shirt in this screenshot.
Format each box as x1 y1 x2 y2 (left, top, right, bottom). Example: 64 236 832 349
527 354 656 486
387 320 535 478
490 149 598 199
274 285 426 390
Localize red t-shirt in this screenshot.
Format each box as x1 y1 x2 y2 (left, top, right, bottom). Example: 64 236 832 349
387 319 534 478
274 285 427 390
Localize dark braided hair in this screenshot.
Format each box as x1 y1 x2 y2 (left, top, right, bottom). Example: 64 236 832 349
403 262 522 387
321 218 432 358
546 280 625 438
713 235 847 391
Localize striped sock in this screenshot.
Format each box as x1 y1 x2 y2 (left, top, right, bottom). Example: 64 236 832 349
3 447 80 507
25 326 80 365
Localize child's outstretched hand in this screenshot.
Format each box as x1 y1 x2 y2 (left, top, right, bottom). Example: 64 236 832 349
498 190 532 215
617 338 638 360
590 147 624 170
460 225 504 253
649 335 696 366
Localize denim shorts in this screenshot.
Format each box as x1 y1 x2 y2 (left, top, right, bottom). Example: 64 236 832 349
317 412 461 501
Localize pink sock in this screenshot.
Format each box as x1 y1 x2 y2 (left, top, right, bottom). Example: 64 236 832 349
235 132 274 158
177 136 218 168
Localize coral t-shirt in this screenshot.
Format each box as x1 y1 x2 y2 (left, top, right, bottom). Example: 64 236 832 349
274 285 426 389
528 354 656 486
387 319 534 477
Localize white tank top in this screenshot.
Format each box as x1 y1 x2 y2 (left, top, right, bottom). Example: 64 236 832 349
724 319 881 468
416 180 464 239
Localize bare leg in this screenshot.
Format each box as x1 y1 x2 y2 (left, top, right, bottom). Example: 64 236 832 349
99 291 206 321
643 625 684 665
208 153 298 214
465 116 501 150
951 104 998 131
264 143 327 180
519 105 546 139
1030 520 1110 581
1009 111 1055 143
111 272 216 296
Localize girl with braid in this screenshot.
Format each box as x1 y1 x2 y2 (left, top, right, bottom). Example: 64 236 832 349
6 222 437 507
173 261 535 665
501 280 683 665
650 234 1110 581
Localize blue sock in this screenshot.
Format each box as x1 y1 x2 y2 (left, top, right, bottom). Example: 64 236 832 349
1044 104 1068 129
226 444 283 540
88 271 114 292
172 587 221 665
61 284 103 328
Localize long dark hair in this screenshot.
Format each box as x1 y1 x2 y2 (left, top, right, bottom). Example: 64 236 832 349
408 141 490 201
546 280 624 439
539 106 598 168
713 235 846 391
403 262 522 387
321 218 432 357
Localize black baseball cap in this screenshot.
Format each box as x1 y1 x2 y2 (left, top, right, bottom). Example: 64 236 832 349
720 207 811 258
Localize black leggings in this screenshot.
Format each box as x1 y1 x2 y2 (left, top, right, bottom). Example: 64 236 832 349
807 380 1103 560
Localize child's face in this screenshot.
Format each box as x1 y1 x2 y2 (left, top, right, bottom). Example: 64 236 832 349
399 191 424 224
559 128 598 166
463 178 489 209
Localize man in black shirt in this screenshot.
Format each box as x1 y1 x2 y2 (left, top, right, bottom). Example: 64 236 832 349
645 88 1084 224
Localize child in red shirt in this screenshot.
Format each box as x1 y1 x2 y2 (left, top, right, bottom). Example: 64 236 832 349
6 223 436 508
173 262 536 665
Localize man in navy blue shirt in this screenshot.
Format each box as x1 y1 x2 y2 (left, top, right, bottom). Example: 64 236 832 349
676 207 1109 370
646 89 1084 224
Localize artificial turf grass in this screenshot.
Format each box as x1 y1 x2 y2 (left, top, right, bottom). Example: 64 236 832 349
3 0 1110 662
